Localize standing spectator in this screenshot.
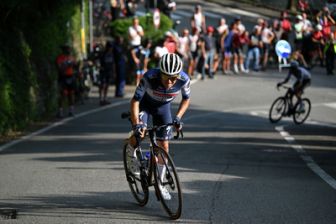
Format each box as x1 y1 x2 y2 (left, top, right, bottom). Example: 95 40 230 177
199 26 216 79
131 46 143 86
114 36 127 97
261 20 275 70
280 10 292 41
297 0 309 13
245 27 263 72
163 31 179 53
128 16 144 47
141 39 152 74
231 22 242 74
214 18 228 74
188 27 200 78
110 0 124 21
99 41 115 105
235 16 246 35
317 6 336 39
311 24 325 67
324 33 336 75
179 29 191 73
222 23 235 74
56 45 78 117
191 5 206 34
157 0 176 18
128 16 144 85
239 30 250 72
294 15 304 51
124 0 138 17
302 12 313 36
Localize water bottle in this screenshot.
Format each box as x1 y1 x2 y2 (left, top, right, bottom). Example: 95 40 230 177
144 151 151 168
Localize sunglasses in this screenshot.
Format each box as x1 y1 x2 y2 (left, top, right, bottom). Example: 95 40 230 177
161 73 179 81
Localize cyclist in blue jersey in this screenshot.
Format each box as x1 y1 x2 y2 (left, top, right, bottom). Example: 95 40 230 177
127 53 190 200
277 60 311 112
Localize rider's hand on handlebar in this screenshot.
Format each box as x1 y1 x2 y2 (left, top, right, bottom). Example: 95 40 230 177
173 116 183 131
277 82 282 90
133 124 146 138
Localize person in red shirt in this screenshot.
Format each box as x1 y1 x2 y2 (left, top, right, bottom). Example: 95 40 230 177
311 25 325 67
163 31 179 53
56 45 77 117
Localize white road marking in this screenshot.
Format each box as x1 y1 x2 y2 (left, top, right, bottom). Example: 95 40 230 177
324 102 336 109
276 125 336 190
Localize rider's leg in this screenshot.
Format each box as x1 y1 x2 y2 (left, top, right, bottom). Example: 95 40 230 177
157 140 169 180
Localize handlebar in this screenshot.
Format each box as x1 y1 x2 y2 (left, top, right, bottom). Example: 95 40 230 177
121 111 184 139
277 85 292 91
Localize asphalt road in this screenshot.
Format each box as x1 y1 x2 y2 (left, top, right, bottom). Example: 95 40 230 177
1 65 335 223
1 1 336 223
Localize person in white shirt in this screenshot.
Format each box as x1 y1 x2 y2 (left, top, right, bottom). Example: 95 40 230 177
261 20 275 70
294 15 304 51
128 16 144 85
128 16 144 47
190 5 206 34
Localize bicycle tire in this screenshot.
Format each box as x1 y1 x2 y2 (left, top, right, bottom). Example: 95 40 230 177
123 142 149 206
153 147 182 220
293 98 311 124
269 97 287 123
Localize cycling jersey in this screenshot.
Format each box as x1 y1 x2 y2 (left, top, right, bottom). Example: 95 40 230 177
133 68 191 107
133 68 190 140
285 66 311 83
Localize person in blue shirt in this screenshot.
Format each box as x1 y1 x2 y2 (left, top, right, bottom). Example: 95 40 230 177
127 53 190 200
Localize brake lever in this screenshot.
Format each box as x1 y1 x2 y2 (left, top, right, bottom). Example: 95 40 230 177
174 129 184 139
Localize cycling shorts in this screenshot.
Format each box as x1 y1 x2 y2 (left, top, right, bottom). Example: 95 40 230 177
60 76 76 94
139 102 173 141
294 79 311 93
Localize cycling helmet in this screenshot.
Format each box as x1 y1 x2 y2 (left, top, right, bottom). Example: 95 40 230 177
159 53 183 76
290 60 300 73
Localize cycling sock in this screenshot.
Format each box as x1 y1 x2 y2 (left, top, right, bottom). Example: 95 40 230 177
158 164 166 183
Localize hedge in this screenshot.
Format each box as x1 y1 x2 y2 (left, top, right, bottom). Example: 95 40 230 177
0 0 83 135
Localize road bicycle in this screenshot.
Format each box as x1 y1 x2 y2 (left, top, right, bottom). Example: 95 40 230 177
269 86 311 124
121 112 183 220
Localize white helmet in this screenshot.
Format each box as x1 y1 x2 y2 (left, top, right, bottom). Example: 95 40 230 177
159 53 183 76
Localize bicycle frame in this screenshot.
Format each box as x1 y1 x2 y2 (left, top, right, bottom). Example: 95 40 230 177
137 123 182 185
122 111 184 219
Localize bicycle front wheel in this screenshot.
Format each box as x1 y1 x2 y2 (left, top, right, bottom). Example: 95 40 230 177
153 147 182 220
123 142 149 206
293 98 311 124
269 97 287 123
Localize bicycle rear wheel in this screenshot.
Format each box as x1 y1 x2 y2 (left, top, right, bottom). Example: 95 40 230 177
123 142 149 206
293 98 311 124
269 97 287 123
153 147 182 220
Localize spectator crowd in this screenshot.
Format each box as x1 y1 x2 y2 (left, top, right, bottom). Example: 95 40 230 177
55 0 336 117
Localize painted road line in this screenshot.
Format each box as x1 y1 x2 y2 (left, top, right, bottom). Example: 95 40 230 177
324 102 336 109
276 125 336 190
0 100 130 152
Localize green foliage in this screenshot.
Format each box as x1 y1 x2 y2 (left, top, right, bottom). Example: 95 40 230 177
110 13 173 46
110 13 173 84
0 0 83 135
